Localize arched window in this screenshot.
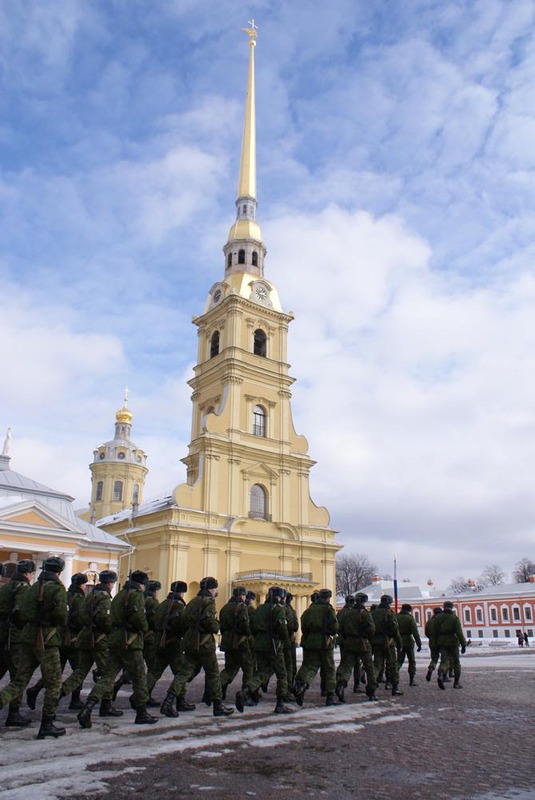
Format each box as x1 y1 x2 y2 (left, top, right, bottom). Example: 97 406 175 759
238 249 246 265
113 481 123 502
210 331 220 358
513 605 521 622
464 608 471 623
475 607 483 623
250 484 267 519
96 481 103 501
501 605 509 622
227 253 232 268
253 405 266 437
252 251 258 267
490 606 498 622
414 610 420 625
254 328 267 357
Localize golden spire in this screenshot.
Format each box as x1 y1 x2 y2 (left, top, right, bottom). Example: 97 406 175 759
238 19 258 201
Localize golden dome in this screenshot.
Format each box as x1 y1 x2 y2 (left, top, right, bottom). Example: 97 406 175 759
227 218 263 243
116 388 133 424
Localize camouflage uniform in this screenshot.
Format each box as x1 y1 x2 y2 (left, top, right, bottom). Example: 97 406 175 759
167 591 223 702
371 598 403 694
425 608 442 680
0 569 67 719
281 597 299 692
336 598 377 700
295 594 339 702
435 604 466 688
0 570 33 722
84 580 149 708
246 595 288 702
143 584 160 675
61 583 114 698
397 606 422 684
147 588 188 697
219 595 253 693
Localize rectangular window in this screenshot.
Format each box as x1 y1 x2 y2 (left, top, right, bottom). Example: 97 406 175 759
113 480 123 502
525 607 533 621
490 607 497 622
513 607 521 621
478 630 484 638
414 610 420 625
504 629 510 638
502 608 509 622
476 609 483 623
464 609 471 623
493 630 499 638
466 630 472 638
426 610 432 620
528 629 533 637
96 481 103 501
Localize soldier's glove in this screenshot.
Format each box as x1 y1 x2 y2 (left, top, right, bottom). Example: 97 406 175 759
461 645 466 654
417 645 422 652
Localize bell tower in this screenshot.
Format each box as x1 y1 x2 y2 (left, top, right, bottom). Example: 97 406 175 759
87 391 148 522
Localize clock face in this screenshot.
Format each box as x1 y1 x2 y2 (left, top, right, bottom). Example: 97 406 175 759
212 288 222 304
255 285 268 302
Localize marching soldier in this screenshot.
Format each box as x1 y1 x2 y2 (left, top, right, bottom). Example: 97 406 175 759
151 580 195 717
397 603 422 686
77 570 158 728
0 559 36 726
0 556 68 739
218 586 254 700
60 570 119 713
425 606 443 682
160 577 234 717
294 588 339 707
336 591 378 702
435 600 466 689
371 594 403 696
236 586 291 714
144 580 161 676
282 592 299 698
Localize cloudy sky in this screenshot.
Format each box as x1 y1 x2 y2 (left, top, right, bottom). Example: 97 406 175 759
1 0 534 588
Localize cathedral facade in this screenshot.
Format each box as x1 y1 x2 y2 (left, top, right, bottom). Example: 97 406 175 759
98 27 340 615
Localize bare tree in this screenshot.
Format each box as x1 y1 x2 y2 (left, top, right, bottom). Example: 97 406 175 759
448 576 483 594
336 553 377 597
479 564 506 587
513 557 535 583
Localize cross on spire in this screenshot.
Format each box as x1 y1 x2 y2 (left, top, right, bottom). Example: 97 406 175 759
242 19 258 39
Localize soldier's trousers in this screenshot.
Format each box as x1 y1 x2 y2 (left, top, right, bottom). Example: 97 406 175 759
398 644 417 676
87 648 149 707
147 643 184 695
295 648 336 694
0 645 62 716
373 640 400 687
283 646 294 690
438 645 461 680
248 647 288 700
169 647 222 702
427 646 440 672
61 647 109 697
337 647 377 697
219 645 254 690
0 643 25 712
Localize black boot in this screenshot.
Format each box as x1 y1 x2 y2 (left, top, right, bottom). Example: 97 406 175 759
37 713 65 740
426 667 433 682
235 689 247 713
78 698 98 729
409 675 416 686
391 685 404 696
335 682 346 703
26 681 43 711
453 678 463 689
293 679 307 707
176 695 195 712
135 706 159 724
160 692 179 718
326 692 340 706
5 708 32 727
367 693 379 701
68 689 84 710
99 699 123 717
437 674 445 690
221 682 228 700
201 689 212 707
213 699 234 717
274 699 293 714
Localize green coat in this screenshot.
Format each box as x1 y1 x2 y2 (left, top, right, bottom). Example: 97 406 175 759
0 574 31 646
63 585 86 647
282 603 299 646
300 600 338 651
153 592 187 648
434 608 466 648
144 593 159 647
19 572 68 648
219 598 250 651
371 604 402 648
425 612 441 646
77 585 113 650
338 605 375 653
397 610 422 648
251 601 288 652
107 582 148 651
181 593 220 653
